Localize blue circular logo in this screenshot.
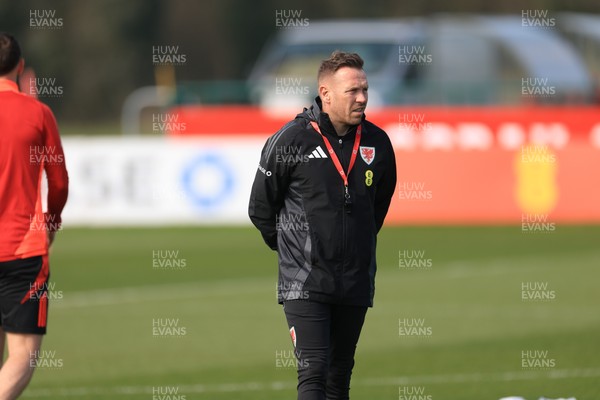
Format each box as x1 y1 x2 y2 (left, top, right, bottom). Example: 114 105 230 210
181 153 234 209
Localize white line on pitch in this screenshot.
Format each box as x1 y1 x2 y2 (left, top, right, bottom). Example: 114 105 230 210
51 280 266 309
23 368 600 397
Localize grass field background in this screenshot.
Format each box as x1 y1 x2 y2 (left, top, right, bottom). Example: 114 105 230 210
21 225 600 399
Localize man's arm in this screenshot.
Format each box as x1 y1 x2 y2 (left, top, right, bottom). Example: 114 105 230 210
374 136 397 233
41 104 68 241
248 124 293 250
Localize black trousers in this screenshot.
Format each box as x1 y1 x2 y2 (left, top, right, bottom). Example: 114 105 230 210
283 300 368 400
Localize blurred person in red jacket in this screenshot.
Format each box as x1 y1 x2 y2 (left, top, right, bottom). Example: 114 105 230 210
0 32 68 400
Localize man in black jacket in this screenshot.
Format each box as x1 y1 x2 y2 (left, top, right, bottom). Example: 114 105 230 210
249 51 396 400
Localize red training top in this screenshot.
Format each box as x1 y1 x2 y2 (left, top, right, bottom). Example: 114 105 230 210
0 79 69 262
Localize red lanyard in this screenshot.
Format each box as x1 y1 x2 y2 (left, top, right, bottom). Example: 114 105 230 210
310 121 361 188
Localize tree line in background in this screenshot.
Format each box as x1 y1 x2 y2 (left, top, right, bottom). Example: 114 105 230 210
1 0 599 124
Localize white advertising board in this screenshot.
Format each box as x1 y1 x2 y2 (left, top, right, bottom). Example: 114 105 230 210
61 136 265 225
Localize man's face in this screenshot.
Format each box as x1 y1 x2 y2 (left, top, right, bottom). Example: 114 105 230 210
319 67 368 129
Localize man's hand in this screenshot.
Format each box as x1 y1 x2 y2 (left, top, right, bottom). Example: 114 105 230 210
47 230 56 247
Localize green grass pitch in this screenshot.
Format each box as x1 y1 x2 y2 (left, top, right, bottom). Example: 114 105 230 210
19 225 600 399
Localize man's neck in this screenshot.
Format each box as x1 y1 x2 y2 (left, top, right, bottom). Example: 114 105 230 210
319 102 351 136
0 74 18 83
331 120 350 137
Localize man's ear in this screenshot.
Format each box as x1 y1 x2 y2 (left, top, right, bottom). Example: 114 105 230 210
318 83 330 104
16 58 25 76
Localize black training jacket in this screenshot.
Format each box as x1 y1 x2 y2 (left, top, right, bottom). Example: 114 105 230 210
248 97 397 307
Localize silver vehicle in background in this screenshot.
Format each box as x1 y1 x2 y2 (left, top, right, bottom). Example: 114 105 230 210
248 15 598 112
